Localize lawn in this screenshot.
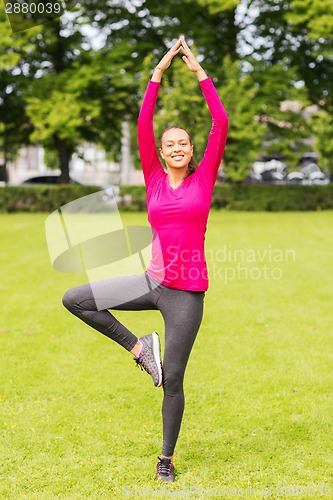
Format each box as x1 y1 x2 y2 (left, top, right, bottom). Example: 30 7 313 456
0 210 333 499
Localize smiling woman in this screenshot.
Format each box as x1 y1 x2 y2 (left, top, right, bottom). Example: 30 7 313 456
61 34 228 484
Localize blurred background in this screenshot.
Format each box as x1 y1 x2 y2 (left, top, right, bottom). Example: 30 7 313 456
1 0 332 188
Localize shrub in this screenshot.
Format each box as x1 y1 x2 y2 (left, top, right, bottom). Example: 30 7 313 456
1 183 333 213
211 184 333 211
0 185 104 213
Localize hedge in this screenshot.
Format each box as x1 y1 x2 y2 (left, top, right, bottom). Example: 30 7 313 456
0 183 333 213
0 185 103 213
211 184 333 211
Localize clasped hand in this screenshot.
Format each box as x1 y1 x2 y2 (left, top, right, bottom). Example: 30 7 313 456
156 35 202 74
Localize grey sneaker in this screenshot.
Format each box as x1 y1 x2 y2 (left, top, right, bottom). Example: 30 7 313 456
156 456 175 482
134 332 163 387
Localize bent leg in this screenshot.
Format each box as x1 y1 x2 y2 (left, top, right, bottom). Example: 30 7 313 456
158 288 205 456
62 273 160 351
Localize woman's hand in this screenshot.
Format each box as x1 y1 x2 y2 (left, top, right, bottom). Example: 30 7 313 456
151 34 208 83
181 36 208 81
151 36 183 82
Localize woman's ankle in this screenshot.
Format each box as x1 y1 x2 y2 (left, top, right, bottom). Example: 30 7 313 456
130 340 142 356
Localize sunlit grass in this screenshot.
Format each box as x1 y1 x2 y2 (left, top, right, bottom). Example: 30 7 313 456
1 211 332 499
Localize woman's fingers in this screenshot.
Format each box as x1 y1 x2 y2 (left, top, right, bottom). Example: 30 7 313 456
165 37 182 62
156 35 198 73
171 38 183 55
156 37 184 71
171 45 182 56
166 35 190 61
180 36 193 56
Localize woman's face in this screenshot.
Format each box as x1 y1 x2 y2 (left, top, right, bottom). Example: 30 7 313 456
159 128 193 171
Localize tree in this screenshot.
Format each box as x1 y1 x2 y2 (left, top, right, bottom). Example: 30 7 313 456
248 0 333 170
0 71 32 183
0 11 36 182
248 0 333 109
3 0 326 184
287 0 333 174
144 0 242 79
217 57 265 182
25 39 136 181
27 15 138 182
0 9 138 182
85 0 242 80
288 0 333 54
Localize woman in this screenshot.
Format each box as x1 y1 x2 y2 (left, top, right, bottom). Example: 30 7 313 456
62 35 228 482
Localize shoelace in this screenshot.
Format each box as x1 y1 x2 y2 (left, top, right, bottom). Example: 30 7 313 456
134 352 149 372
157 457 172 476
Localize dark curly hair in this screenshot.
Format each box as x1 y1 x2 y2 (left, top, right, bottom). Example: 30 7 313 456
159 126 198 176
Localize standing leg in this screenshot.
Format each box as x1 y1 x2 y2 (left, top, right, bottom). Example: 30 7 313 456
158 288 205 459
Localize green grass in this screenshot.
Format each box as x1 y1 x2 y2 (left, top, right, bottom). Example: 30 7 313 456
1 211 333 499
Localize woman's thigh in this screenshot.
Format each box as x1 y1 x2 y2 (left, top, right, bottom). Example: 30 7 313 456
80 272 162 311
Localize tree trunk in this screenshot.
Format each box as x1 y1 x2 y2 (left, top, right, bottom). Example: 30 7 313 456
51 20 72 184
0 161 8 184
1 132 9 184
54 135 73 183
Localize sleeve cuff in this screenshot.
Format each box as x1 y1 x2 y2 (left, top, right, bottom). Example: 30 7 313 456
199 77 211 87
149 79 161 86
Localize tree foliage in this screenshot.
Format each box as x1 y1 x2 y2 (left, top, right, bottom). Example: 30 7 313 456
312 110 333 177
0 0 332 183
0 11 36 180
250 0 333 110
217 57 265 182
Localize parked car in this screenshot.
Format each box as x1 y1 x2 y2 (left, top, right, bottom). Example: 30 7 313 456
286 171 304 184
16 173 118 202
299 152 319 168
248 152 329 185
249 158 288 184
19 174 82 185
291 152 329 185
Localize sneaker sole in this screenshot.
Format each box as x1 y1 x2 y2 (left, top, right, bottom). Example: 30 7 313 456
152 332 163 387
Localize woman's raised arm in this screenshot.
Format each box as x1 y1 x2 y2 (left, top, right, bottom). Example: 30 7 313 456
180 36 228 186
197 78 228 187
138 37 183 187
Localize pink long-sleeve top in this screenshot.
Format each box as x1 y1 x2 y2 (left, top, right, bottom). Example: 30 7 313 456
138 77 228 292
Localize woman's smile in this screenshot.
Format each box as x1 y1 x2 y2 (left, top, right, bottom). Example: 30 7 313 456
160 128 193 169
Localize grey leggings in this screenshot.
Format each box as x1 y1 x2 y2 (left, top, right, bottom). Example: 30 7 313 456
62 272 204 456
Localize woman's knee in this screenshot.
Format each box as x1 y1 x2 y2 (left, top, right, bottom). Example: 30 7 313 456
62 287 77 312
62 284 96 314
163 368 184 395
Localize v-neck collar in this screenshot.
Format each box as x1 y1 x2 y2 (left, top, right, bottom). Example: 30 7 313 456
166 174 188 192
